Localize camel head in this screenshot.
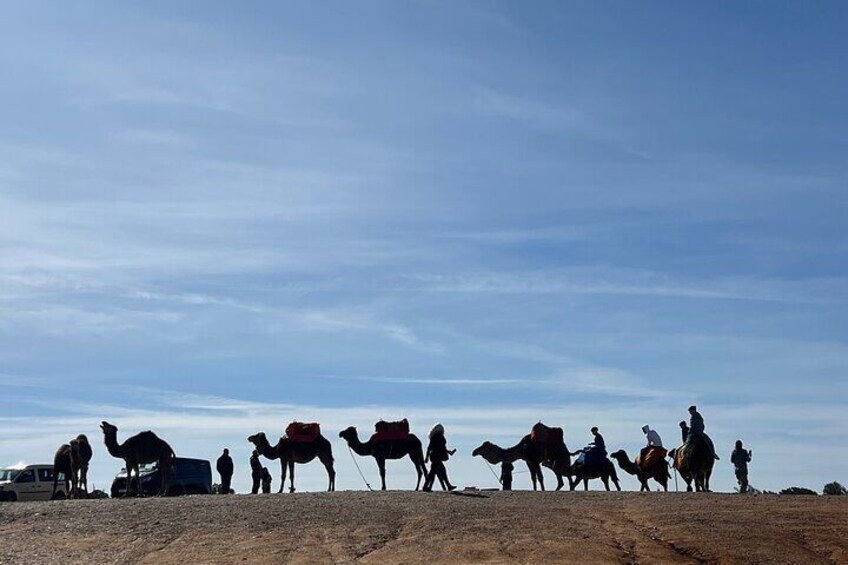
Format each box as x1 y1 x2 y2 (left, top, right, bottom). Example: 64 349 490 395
609 449 628 462
338 426 357 441
247 432 266 445
100 421 118 435
472 441 503 464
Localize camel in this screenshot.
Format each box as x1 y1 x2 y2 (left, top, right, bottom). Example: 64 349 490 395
247 431 336 493
472 435 572 491
100 421 174 497
69 434 92 498
610 449 669 492
51 443 72 500
338 426 427 490
568 455 621 491
671 436 714 492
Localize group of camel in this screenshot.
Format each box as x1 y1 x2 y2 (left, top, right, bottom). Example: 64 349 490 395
51 420 715 499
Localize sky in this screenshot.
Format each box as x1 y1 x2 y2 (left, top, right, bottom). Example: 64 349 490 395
1 1 846 495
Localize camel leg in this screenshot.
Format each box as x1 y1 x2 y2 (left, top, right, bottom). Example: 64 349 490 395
603 476 610 491
70 469 78 499
319 452 335 492
279 460 287 494
81 467 89 497
583 478 589 491
377 457 387 490
288 460 296 493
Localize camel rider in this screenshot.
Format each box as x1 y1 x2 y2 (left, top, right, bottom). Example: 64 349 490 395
583 426 607 468
686 406 719 460
640 425 663 462
679 421 690 445
731 440 752 493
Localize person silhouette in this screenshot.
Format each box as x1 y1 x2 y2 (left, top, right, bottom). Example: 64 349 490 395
216 448 233 494
422 423 457 492
261 467 272 494
249 450 262 494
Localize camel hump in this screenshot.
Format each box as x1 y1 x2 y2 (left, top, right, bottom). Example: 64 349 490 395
372 419 410 442
285 422 321 442
531 423 564 446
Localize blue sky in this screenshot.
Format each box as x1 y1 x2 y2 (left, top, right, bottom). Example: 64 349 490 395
1 1 846 493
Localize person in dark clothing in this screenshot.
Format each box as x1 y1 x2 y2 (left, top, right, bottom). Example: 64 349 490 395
679 421 690 445
582 426 607 468
261 467 272 494
500 460 514 491
216 448 234 495
686 405 718 459
249 450 262 494
422 423 457 492
731 440 752 493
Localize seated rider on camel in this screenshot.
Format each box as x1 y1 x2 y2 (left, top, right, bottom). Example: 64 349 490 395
578 426 607 469
640 425 665 463
685 405 719 460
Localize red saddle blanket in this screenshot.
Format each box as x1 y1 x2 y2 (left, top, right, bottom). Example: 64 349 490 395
636 446 668 468
371 418 410 442
285 422 320 442
531 422 564 446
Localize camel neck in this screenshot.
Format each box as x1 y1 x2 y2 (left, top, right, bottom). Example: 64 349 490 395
344 433 372 456
103 432 123 458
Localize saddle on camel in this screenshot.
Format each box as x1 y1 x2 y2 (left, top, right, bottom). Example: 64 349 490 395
284 422 321 443
371 418 410 443
530 422 564 446
636 445 667 469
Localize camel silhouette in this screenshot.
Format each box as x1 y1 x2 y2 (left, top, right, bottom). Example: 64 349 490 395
568 456 621 491
51 443 72 500
671 436 714 492
69 435 92 498
100 421 174 497
247 431 336 493
338 426 427 490
610 449 669 492
472 435 572 491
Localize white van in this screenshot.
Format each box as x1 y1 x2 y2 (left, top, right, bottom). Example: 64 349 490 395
0 464 67 501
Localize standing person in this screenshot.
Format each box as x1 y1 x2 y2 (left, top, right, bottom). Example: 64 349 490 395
216 448 234 495
640 425 663 461
249 450 262 494
422 423 457 492
261 467 272 494
501 460 514 491
731 440 752 493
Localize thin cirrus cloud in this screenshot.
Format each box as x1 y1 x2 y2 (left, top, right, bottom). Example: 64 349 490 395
1 2 846 494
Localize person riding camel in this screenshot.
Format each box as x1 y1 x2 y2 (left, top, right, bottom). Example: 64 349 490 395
686 406 719 460
640 425 664 462
679 421 690 445
580 426 607 469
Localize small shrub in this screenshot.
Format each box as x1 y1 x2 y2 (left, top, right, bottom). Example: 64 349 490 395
779 486 818 496
823 481 847 496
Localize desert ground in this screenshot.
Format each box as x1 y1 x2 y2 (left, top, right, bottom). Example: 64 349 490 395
0 491 846 564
